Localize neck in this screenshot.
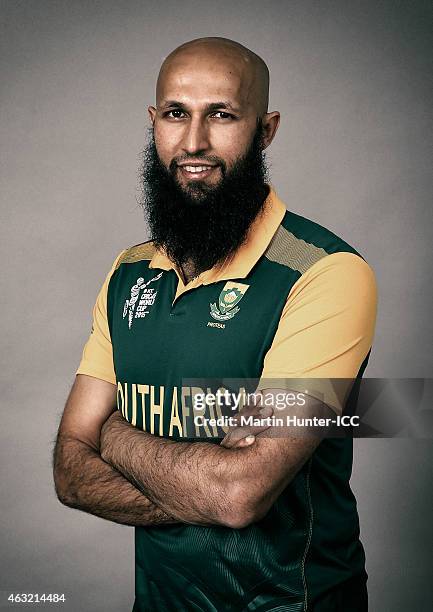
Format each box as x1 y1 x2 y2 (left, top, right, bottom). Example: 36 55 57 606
180 260 201 284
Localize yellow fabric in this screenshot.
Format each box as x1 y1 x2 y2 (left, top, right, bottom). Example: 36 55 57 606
76 250 125 385
256 251 377 413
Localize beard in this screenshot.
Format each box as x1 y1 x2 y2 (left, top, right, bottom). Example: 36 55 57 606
140 122 269 273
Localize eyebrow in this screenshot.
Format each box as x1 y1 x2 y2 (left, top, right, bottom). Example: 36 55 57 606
160 100 241 113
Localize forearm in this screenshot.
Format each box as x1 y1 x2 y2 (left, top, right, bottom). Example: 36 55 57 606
100 417 253 527
53 434 177 527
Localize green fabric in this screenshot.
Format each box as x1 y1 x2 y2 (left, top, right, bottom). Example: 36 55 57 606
107 210 368 611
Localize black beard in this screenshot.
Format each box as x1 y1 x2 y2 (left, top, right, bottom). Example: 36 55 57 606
140 123 269 273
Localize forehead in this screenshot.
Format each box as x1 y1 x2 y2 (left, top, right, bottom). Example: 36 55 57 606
157 51 255 110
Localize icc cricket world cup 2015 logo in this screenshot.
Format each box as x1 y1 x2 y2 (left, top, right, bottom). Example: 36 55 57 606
123 272 163 329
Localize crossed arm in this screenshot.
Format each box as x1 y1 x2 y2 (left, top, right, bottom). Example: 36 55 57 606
53 375 176 527
53 374 319 528
99 409 319 528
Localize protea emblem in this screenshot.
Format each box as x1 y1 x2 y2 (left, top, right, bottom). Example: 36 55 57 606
210 282 249 321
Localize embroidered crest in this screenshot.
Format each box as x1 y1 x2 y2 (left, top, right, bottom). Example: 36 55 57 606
210 282 249 321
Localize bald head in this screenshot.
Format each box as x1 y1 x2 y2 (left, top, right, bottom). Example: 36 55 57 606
156 37 270 116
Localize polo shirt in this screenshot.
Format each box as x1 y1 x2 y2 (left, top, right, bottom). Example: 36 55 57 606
77 186 377 611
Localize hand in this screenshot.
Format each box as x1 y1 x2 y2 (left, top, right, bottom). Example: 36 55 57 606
220 400 273 449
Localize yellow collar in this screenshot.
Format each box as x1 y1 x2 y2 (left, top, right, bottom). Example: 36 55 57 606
149 185 286 294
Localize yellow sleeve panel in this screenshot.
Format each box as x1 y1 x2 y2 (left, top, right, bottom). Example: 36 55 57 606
257 251 378 413
76 250 126 385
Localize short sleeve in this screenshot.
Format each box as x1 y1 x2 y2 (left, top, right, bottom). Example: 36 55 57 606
76 251 125 385
257 252 378 413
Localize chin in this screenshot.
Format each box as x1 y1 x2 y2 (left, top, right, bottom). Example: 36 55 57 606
183 189 210 206
178 180 219 202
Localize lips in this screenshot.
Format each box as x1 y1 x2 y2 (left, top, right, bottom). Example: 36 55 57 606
182 165 213 173
177 163 218 179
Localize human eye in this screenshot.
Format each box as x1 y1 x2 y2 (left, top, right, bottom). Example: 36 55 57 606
164 109 186 119
210 111 235 120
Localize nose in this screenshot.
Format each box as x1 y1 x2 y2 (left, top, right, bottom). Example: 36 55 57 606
181 117 210 154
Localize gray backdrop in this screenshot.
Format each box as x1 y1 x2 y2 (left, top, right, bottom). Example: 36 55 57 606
1 1 432 610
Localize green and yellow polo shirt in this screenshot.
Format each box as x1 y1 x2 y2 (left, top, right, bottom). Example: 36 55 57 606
77 187 377 611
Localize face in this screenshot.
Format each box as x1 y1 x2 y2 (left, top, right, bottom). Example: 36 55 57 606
142 44 279 272
148 50 276 199
141 123 269 272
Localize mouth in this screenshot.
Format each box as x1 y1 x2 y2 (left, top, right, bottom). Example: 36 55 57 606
177 163 219 180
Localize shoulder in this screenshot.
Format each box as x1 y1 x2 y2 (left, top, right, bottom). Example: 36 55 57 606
290 251 377 303
100 240 157 288
264 208 363 275
281 251 377 359
283 252 377 339
264 204 377 308
113 239 157 271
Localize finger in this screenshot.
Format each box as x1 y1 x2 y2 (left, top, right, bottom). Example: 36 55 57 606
258 406 273 418
221 421 271 447
220 406 274 448
220 434 255 449
223 403 271 429
231 406 274 436
235 404 273 424
233 435 256 448
220 433 237 449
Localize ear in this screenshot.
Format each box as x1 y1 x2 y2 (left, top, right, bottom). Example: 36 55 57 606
148 106 157 126
261 111 280 149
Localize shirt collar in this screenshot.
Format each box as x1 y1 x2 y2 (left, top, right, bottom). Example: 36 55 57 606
149 185 286 285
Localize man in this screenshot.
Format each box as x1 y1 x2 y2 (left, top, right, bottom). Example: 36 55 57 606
53 37 377 611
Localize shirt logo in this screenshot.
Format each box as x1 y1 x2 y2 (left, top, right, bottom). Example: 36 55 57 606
123 272 163 328
210 281 249 321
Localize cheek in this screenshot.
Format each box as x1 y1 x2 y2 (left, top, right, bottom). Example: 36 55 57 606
210 129 252 166
210 120 253 150
153 125 179 164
